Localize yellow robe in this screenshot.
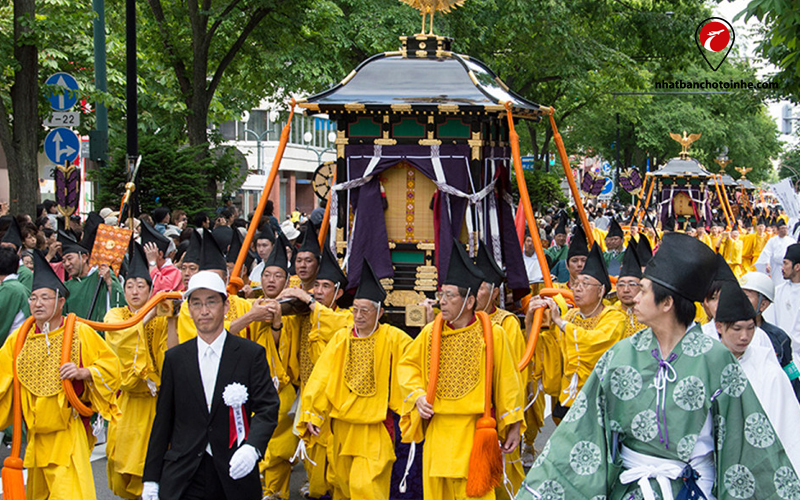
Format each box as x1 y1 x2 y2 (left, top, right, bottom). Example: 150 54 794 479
743 232 769 272
488 308 527 500
283 304 353 497
247 320 297 499
698 233 713 250
297 323 412 500
612 303 648 338
103 308 167 499
592 227 608 252
0 320 120 500
721 237 745 278
539 306 626 406
710 234 723 253
176 293 251 343
398 319 524 500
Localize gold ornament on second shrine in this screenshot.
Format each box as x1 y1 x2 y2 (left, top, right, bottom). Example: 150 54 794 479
669 131 702 159
735 166 752 179
400 0 466 35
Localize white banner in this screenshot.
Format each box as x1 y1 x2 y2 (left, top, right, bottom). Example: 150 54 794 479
770 178 800 219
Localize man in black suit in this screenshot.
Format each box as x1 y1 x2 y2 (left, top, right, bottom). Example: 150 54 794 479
142 271 279 500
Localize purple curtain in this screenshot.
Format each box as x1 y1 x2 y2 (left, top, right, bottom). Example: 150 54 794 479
344 144 469 289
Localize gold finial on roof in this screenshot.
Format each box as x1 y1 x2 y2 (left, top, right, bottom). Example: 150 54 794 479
735 166 752 179
714 158 732 172
400 0 466 35
669 130 701 159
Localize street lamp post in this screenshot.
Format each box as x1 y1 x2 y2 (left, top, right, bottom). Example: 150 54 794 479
303 130 338 165
242 109 280 175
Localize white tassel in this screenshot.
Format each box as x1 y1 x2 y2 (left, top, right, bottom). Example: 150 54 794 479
290 439 316 466
399 441 416 493
146 379 158 397
562 372 579 404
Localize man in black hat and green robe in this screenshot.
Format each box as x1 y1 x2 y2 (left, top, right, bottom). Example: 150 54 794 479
545 215 569 268
603 218 626 276
518 232 799 500
552 224 590 286
398 239 523 500
528 242 625 422
0 215 34 291
298 259 412 500
62 212 126 322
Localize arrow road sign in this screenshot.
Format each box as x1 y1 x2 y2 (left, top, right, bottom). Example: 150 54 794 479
45 72 79 111
44 128 80 164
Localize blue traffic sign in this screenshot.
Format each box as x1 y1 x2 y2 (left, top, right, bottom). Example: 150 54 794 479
45 73 79 111
600 178 614 196
44 128 80 164
521 156 535 171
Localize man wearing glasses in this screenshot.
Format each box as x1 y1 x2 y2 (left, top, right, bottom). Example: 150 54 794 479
0 249 120 499
613 240 649 337
527 243 625 422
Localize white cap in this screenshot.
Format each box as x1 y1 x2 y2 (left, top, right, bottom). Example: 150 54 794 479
280 220 300 241
184 271 227 299
739 272 774 303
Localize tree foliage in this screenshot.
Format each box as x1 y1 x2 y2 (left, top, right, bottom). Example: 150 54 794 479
510 169 567 210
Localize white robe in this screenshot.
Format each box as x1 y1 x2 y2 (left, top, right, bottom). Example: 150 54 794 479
755 234 796 287
764 281 800 361
523 252 544 284
739 344 800 474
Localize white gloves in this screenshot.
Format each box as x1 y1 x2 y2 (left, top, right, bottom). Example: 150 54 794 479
141 481 159 500
229 444 259 480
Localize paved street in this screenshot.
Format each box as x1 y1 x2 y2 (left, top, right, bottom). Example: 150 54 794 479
0 414 556 499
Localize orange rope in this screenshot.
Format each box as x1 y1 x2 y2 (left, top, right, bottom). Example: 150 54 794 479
78 291 183 331
228 101 297 296
318 168 337 248
425 313 444 404
517 287 574 371
548 109 593 247
1 317 30 500
62 313 93 417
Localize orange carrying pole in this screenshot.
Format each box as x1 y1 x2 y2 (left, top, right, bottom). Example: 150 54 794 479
713 175 733 229
548 109 593 247
228 101 297 295
637 175 656 227
720 178 739 230
318 169 337 248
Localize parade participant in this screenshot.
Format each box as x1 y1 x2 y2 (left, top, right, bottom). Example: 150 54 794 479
552 224 590 286
291 222 321 291
521 232 545 286
532 243 625 420
176 230 254 343
635 231 652 268
739 271 800 401
0 249 120 500
755 220 796 286
590 220 607 252
280 243 353 498
764 243 800 361
720 228 745 277
603 218 625 276
179 229 203 290
0 246 29 344
0 215 33 291
544 215 568 268
253 242 296 500
399 239 523 500
518 232 798 500
613 241 647 337
248 223 276 286
742 218 769 272
225 227 256 284
104 241 176 498
474 244 528 499
298 260 412 500
141 271 280 500
714 280 800 473
141 220 184 293
709 219 724 252
62 213 126 322
696 219 713 248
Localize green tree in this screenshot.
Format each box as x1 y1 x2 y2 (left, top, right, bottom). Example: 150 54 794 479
510 169 567 210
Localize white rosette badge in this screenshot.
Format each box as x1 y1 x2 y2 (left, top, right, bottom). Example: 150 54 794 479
223 382 249 447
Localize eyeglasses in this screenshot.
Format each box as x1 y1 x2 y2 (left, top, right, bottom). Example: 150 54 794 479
572 281 602 290
616 282 641 290
29 295 56 304
188 298 223 310
351 306 378 317
435 291 462 302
